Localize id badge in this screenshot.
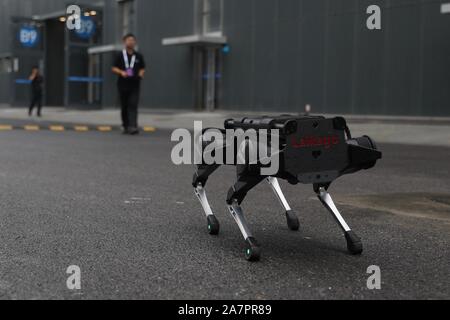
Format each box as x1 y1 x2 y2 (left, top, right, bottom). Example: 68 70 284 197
126 68 134 77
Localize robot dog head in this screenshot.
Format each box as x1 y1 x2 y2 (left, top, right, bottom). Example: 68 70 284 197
282 117 382 184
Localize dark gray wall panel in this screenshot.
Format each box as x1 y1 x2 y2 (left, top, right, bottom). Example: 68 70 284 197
221 0 255 110
221 23 254 109
137 0 195 110
252 0 277 110
421 1 450 116
384 3 422 116
324 1 356 114
276 19 301 111
353 0 387 115
299 1 326 114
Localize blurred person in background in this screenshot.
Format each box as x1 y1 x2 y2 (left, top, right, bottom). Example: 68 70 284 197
112 34 146 135
28 66 44 117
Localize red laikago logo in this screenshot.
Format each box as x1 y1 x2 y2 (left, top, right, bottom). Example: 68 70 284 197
291 135 340 149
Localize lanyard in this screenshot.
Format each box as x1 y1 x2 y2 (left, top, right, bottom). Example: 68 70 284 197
123 50 136 69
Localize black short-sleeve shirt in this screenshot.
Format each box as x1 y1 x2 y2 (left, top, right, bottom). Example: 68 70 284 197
31 75 44 94
113 50 146 90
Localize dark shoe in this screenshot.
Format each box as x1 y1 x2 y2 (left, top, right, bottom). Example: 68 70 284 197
129 127 140 135
122 127 130 135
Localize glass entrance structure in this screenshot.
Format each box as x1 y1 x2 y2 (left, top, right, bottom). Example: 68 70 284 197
162 0 226 111
11 4 103 109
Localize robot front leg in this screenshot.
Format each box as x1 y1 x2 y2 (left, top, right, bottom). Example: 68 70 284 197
316 187 363 255
227 174 265 262
194 185 220 235
193 164 221 235
227 201 261 261
266 177 300 231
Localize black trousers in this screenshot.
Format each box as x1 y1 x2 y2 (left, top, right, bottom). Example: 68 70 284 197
119 87 140 129
29 92 42 115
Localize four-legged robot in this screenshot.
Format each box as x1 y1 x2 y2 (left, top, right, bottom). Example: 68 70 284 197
193 115 382 261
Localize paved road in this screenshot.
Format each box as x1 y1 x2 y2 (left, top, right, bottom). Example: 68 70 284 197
0 122 448 299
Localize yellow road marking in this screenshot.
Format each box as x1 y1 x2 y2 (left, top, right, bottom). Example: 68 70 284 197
74 126 89 132
0 124 155 134
0 125 13 131
24 125 40 131
143 126 157 133
98 126 113 132
49 125 65 132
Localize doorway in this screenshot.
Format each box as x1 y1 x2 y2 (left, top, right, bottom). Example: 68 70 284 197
45 19 65 106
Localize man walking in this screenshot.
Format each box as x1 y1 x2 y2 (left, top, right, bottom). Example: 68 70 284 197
112 34 146 135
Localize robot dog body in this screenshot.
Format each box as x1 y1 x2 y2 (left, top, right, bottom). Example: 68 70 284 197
193 115 382 261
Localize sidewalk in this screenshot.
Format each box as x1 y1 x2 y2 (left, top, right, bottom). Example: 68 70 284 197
0 106 449 147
